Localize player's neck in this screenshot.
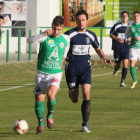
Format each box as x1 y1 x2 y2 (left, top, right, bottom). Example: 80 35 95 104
76 27 86 32
134 22 140 25
122 21 127 25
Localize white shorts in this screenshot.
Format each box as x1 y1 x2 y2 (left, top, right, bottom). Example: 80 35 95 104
129 48 140 61
33 71 63 95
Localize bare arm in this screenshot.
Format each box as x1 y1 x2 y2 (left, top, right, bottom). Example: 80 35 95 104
95 47 113 65
61 56 66 67
95 47 106 59
110 34 124 43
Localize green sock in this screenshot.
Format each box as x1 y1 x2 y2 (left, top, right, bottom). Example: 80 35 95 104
47 98 56 119
130 67 137 82
35 101 44 127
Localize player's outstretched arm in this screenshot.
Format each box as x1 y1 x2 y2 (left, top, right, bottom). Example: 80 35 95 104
27 29 53 44
95 47 113 65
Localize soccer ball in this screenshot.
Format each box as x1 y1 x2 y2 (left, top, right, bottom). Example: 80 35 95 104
13 119 28 134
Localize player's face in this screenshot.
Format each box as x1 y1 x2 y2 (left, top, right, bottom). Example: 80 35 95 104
76 14 88 32
0 18 4 26
121 13 129 23
133 13 140 23
52 24 64 37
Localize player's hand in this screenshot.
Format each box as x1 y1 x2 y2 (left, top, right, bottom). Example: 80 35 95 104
118 38 124 43
44 29 54 36
126 40 131 45
135 37 140 41
103 59 114 65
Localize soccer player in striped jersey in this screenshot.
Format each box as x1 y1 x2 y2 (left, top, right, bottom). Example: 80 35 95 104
27 16 70 134
110 11 130 87
65 10 113 133
125 11 140 89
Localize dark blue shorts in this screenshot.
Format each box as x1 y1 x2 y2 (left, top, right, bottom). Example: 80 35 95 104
65 61 91 90
114 48 130 63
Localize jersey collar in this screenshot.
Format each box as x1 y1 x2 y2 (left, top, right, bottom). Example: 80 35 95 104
134 22 140 25
121 22 128 26
75 27 86 33
52 33 62 38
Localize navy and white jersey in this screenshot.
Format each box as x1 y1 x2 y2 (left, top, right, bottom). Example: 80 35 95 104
110 22 129 50
64 28 99 62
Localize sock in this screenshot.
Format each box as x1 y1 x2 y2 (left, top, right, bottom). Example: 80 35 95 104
81 100 91 126
47 98 56 119
130 67 137 82
121 68 127 82
35 101 44 127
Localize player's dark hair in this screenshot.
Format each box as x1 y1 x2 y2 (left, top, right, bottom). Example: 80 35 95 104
52 16 64 26
76 10 88 20
121 11 129 17
0 15 4 20
133 11 140 15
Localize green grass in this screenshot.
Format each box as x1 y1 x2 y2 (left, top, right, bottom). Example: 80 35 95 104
0 61 140 140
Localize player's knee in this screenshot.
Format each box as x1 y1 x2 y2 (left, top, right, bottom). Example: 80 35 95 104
123 62 128 68
47 91 56 101
123 65 128 68
83 92 90 100
35 93 45 102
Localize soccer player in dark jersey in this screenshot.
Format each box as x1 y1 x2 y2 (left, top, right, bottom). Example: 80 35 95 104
110 11 130 87
64 10 113 133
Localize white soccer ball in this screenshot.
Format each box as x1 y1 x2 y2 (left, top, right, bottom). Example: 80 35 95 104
13 119 28 134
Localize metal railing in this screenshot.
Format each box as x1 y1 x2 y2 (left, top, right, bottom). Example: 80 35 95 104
0 26 111 63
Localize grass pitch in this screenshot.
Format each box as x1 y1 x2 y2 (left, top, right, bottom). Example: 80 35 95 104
0 61 140 140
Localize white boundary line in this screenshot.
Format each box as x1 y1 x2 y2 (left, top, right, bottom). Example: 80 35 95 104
0 71 121 92
0 84 33 92
91 72 113 77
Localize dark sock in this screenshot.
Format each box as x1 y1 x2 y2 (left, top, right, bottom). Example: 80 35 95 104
81 100 91 126
121 68 127 82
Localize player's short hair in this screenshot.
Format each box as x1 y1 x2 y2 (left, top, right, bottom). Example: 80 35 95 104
76 10 88 20
0 15 4 20
133 11 140 15
121 11 129 17
52 16 64 26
